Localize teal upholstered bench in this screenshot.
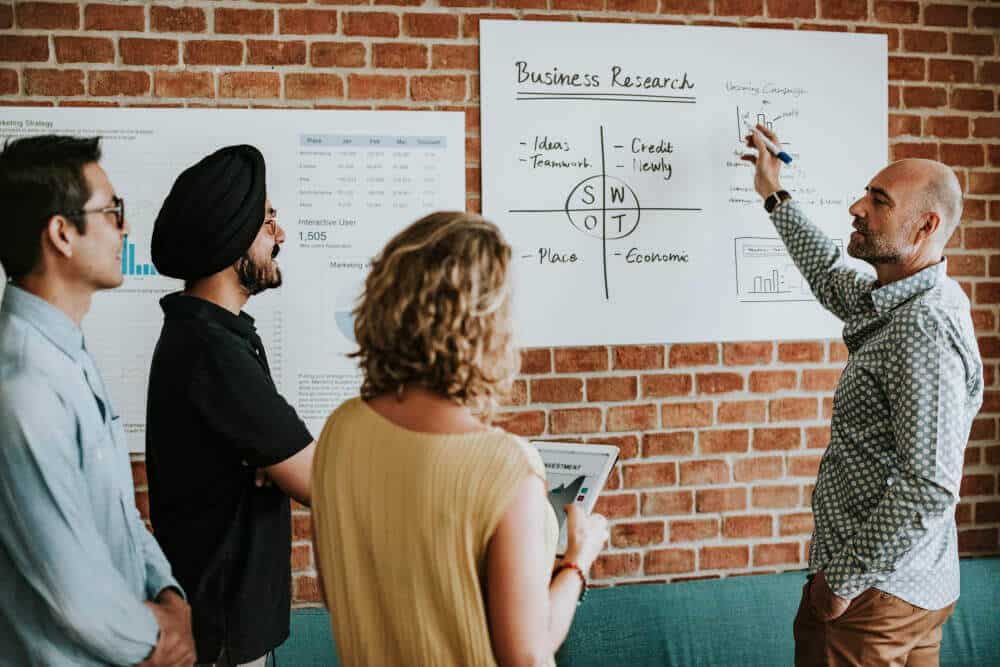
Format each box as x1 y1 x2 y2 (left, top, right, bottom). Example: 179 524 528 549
276 557 999 666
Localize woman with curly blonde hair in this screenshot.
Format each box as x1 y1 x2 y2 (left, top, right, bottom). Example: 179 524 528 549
310 211 608 667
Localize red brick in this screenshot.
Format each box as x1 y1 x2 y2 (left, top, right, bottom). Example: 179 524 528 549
595 493 638 518
85 3 144 31
130 461 147 488
554 347 608 373
973 118 1000 139
608 0 656 10
696 372 743 394
753 427 801 451
889 56 925 81
960 474 995 496
287 73 344 100
531 378 582 404
311 42 366 68
612 521 664 548
645 548 696 574
662 401 713 428
711 0 761 15
723 342 773 365
16 2 78 29
185 41 243 66
724 514 772 538
777 342 824 363
280 9 337 35
120 38 178 66
970 172 1000 195
24 69 85 97
750 370 796 393
856 26 899 51
753 485 800 508
660 0 710 12
754 542 800 566
608 404 657 432
496 0 547 7
641 489 693 515
952 33 994 57
941 144 985 168
499 380 527 408
552 0 602 9
291 513 311 540
347 73 405 100
291 544 311 572
892 142 939 160
219 71 279 99
926 116 969 138
520 348 551 374
956 503 973 525
958 528 998 552
966 200 988 222
670 518 719 542
643 432 694 458
986 445 1000 465
669 343 718 367
430 44 478 71
293 575 321 603
461 12 515 39
964 446 981 466
89 70 149 96
780 512 814 535
889 113 921 138
976 501 1000 523
717 400 766 424
679 459 729 486
971 308 996 331
641 373 692 398
889 85 900 108
766 0 815 18
343 11 399 37
769 398 817 422
929 59 975 84
215 8 273 35
874 0 917 23
700 545 749 570
903 29 948 53
0 4 12 28
734 456 783 481
819 0 865 19
247 40 306 65
903 86 948 109
971 7 999 29
623 462 677 489
154 71 213 98
404 12 459 38
696 487 746 512
802 368 841 391
0 35 48 62
700 429 749 454
550 407 601 434
614 345 664 370
963 228 1000 249
924 3 967 26
829 342 848 362
54 36 114 63
970 418 996 441
588 376 637 402
151 6 205 33
788 455 822 477
591 552 641 579
496 410 545 436
951 88 994 112
979 62 1000 85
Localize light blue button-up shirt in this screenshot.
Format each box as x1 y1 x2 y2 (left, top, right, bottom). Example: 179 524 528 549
0 285 182 666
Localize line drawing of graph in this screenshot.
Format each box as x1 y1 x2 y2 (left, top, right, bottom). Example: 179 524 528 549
735 106 798 145
508 125 701 300
734 237 843 302
121 235 158 276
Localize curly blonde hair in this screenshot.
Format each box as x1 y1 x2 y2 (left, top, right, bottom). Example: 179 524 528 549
352 211 518 414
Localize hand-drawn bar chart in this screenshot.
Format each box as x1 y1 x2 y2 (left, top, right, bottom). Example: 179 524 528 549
734 237 843 302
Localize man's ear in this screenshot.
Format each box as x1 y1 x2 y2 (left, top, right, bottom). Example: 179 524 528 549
43 214 77 260
914 211 941 245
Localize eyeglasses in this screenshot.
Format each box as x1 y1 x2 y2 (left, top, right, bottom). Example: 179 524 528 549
64 195 126 230
264 207 278 234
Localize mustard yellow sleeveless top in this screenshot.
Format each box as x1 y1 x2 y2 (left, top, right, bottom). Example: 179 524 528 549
311 398 559 667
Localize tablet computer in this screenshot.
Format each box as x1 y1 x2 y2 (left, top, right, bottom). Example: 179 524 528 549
531 441 619 555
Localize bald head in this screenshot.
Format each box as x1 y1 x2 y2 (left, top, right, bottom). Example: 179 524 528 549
886 158 964 244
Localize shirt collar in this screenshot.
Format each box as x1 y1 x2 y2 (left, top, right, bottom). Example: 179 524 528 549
0 284 86 362
870 260 947 315
160 292 257 338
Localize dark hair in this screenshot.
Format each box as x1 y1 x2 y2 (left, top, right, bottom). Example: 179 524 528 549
0 134 102 279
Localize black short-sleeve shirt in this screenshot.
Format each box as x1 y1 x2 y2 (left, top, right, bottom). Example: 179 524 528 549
145 293 312 663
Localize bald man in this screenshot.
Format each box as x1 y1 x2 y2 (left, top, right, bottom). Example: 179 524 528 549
745 128 983 667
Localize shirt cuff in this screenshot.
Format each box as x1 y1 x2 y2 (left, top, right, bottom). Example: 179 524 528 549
148 575 186 603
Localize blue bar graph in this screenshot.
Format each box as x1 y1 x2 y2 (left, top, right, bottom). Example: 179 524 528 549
121 235 157 277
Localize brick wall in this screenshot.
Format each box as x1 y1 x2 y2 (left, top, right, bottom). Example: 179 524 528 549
1 0 996 606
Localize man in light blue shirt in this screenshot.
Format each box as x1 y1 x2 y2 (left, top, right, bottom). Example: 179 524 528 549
0 135 195 666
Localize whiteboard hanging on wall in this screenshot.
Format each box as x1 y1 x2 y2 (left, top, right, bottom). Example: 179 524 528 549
480 21 887 348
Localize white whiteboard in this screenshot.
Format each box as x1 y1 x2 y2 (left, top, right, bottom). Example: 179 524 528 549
481 21 886 347
0 108 466 450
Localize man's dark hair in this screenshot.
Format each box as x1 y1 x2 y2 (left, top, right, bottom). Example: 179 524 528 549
0 135 102 279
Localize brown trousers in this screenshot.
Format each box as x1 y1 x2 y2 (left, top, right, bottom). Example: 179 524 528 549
793 580 955 667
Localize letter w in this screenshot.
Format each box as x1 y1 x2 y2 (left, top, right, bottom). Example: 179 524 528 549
610 186 626 204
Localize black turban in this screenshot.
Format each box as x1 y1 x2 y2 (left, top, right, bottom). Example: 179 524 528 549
152 144 266 281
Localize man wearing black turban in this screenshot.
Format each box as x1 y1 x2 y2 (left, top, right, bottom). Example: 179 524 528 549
144 145 316 667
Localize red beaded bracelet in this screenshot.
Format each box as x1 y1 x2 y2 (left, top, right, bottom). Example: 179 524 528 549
555 561 588 604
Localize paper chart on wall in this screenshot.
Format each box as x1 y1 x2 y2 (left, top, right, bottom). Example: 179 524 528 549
0 108 466 451
480 21 886 347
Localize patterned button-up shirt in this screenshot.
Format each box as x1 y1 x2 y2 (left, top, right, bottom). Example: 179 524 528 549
0 285 183 665
772 201 983 610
